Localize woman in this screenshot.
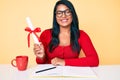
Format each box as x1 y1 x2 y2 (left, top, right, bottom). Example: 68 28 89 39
33 0 99 66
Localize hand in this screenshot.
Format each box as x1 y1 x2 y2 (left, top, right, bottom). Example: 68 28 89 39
33 43 45 59
51 57 65 66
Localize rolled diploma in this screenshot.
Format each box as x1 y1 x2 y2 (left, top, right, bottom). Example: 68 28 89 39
26 17 40 44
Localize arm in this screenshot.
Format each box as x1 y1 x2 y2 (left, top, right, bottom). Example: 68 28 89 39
34 43 46 64
36 56 46 64
34 31 46 64
65 30 99 67
35 29 51 64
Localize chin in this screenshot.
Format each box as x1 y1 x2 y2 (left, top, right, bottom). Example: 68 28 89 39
60 25 69 28
60 23 71 27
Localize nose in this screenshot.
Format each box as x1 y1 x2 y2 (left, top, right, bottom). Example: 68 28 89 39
61 12 66 17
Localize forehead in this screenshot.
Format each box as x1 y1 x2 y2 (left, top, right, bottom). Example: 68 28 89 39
56 4 69 11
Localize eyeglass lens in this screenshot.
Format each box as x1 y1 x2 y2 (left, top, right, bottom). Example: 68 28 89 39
56 9 71 17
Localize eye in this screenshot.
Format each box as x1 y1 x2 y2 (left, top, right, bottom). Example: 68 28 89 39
66 9 71 14
56 11 62 14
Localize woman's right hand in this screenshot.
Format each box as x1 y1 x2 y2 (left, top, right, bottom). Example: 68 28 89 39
33 43 45 59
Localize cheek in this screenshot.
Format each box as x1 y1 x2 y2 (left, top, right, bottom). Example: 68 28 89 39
70 17 73 22
69 16 73 23
56 18 61 24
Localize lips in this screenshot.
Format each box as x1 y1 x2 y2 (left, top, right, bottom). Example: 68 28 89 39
61 19 68 23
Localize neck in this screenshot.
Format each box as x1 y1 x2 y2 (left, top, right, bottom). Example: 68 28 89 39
59 26 70 34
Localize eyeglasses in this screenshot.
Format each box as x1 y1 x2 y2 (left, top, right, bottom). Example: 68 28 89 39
56 9 72 18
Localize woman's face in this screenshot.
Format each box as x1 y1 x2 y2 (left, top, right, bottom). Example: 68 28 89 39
56 4 72 28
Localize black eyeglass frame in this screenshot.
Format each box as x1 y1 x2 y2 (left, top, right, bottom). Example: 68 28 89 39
55 9 72 17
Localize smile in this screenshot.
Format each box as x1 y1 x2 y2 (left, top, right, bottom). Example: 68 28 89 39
61 19 68 23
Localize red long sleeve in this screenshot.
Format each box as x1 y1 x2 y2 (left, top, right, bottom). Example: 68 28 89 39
36 29 99 66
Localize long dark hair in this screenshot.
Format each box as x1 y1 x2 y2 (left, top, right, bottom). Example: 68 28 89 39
49 0 80 53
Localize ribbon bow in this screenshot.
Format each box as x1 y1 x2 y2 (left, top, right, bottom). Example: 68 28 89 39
25 27 41 47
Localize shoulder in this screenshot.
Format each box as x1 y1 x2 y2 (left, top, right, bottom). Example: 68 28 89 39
79 30 89 36
40 29 52 41
79 30 91 40
41 29 52 34
40 29 52 37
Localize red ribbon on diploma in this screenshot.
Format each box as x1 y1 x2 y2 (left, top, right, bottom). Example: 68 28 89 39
25 27 41 47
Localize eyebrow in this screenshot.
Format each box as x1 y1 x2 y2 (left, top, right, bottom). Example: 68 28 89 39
56 9 70 12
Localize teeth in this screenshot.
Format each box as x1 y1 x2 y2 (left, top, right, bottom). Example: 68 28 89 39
62 19 67 22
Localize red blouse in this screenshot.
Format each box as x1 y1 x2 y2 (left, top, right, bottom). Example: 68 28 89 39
36 29 99 67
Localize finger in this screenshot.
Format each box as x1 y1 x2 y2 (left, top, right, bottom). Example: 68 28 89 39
34 44 39 47
51 59 55 64
51 58 57 65
39 44 44 49
34 46 40 52
36 52 45 58
34 47 41 51
34 44 42 51
35 51 42 56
